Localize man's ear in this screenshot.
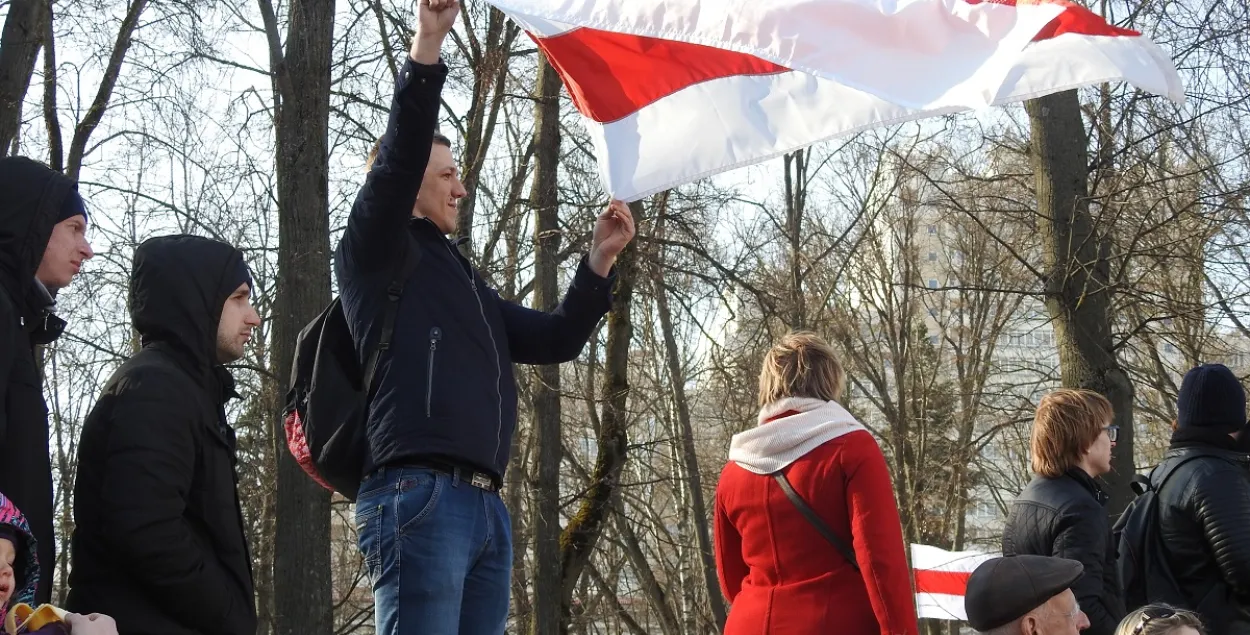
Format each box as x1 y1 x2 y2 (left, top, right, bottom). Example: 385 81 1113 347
1020 615 1038 635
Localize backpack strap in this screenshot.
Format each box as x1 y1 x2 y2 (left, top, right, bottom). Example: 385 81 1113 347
362 240 422 398
772 472 860 571
1151 453 1210 493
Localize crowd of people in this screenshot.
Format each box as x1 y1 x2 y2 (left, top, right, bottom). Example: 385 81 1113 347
711 332 1249 635
1 0 1247 634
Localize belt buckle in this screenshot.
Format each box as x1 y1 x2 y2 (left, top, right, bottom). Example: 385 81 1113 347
470 472 493 490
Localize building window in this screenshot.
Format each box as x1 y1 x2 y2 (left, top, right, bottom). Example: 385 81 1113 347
928 307 938 317
927 225 937 235
928 279 938 289
928 251 938 261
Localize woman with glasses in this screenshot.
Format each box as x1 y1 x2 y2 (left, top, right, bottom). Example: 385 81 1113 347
1115 604 1206 635
1001 389 1126 635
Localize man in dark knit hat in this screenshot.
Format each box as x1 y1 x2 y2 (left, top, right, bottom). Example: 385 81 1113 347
1150 363 1250 634
965 554 1090 634
67 235 260 635
0 156 94 604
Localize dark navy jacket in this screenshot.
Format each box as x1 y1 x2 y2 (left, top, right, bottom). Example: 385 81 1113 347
335 59 614 481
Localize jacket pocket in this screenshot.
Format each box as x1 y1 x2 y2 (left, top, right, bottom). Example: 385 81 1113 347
426 327 442 417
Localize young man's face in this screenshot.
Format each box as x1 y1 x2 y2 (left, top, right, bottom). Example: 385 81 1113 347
0 536 15 609
412 142 466 234
35 215 93 291
216 283 261 363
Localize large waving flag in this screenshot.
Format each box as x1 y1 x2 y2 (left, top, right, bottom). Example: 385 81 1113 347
911 543 998 621
487 0 1186 201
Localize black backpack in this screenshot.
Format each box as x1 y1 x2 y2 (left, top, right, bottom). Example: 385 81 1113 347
283 251 417 501
1114 454 1203 611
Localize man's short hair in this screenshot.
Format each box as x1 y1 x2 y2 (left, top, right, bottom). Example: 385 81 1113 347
365 132 453 172
1030 389 1112 477
757 331 846 407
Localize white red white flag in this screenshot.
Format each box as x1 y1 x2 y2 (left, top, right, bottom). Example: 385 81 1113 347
911 543 998 621
485 0 1185 201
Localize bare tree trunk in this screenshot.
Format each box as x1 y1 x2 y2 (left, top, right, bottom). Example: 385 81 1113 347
455 6 516 248
63 0 147 179
529 53 564 635
783 150 808 329
0 0 44 154
1025 90 1135 513
40 0 61 172
560 203 639 634
652 211 727 631
612 507 681 635
264 1 336 633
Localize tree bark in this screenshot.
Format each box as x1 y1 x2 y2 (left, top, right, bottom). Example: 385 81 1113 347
529 53 564 635
0 0 45 155
652 211 727 631
559 202 639 634
1025 90 1135 513
267 1 336 634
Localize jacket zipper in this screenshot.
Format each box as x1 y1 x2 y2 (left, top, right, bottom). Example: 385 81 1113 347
441 241 505 465
426 327 442 417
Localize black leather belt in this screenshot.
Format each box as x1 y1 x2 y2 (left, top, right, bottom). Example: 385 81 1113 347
400 459 501 493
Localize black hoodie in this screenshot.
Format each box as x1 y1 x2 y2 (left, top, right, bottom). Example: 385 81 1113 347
0 156 78 606
68 234 257 635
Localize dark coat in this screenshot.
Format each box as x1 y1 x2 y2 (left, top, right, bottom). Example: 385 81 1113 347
335 58 614 481
1155 441 1250 635
0 156 77 605
1002 469 1126 635
67 235 257 635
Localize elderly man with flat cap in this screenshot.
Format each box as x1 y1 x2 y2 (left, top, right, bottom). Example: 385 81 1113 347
965 554 1092 634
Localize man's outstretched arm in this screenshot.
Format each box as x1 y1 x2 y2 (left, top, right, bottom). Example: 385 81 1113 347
338 0 458 274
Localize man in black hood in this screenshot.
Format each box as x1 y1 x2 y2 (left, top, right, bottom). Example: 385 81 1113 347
0 156 95 604
67 234 260 635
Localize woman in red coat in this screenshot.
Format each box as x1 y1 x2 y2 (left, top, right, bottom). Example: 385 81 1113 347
714 332 918 635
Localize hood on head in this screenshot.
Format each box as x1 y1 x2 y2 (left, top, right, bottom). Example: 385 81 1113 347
0 493 39 612
0 157 78 319
129 234 250 368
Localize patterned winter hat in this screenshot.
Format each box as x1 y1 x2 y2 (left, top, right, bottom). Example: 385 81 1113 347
0 493 39 621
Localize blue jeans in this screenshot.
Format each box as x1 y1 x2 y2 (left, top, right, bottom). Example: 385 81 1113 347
356 467 512 635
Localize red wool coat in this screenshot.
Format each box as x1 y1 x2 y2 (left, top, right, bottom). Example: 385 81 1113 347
714 400 918 635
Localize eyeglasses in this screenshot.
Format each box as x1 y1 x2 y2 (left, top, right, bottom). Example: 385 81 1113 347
1103 425 1119 442
1132 607 1176 635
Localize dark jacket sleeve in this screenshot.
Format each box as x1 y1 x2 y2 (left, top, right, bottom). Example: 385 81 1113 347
337 58 447 276
1051 504 1121 635
0 300 14 444
96 376 246 630
1193 467 1250 597
497 258 615 365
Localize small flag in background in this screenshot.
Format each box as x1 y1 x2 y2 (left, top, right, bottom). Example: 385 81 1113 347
485 0 1185 202
911 543 997 622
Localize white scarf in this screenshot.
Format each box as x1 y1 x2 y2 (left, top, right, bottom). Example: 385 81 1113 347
728 397 868 475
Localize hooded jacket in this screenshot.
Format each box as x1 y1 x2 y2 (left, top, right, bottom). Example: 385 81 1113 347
0 492 39 625
67 235 257 635
714 398 919 635
0 157 77 606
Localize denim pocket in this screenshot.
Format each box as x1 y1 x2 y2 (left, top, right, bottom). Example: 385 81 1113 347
398 470 444 535
355 501 385 586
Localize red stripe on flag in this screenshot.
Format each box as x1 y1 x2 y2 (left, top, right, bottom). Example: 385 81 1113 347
914 569 972 596
964 0 1140 39
530 28 788 123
